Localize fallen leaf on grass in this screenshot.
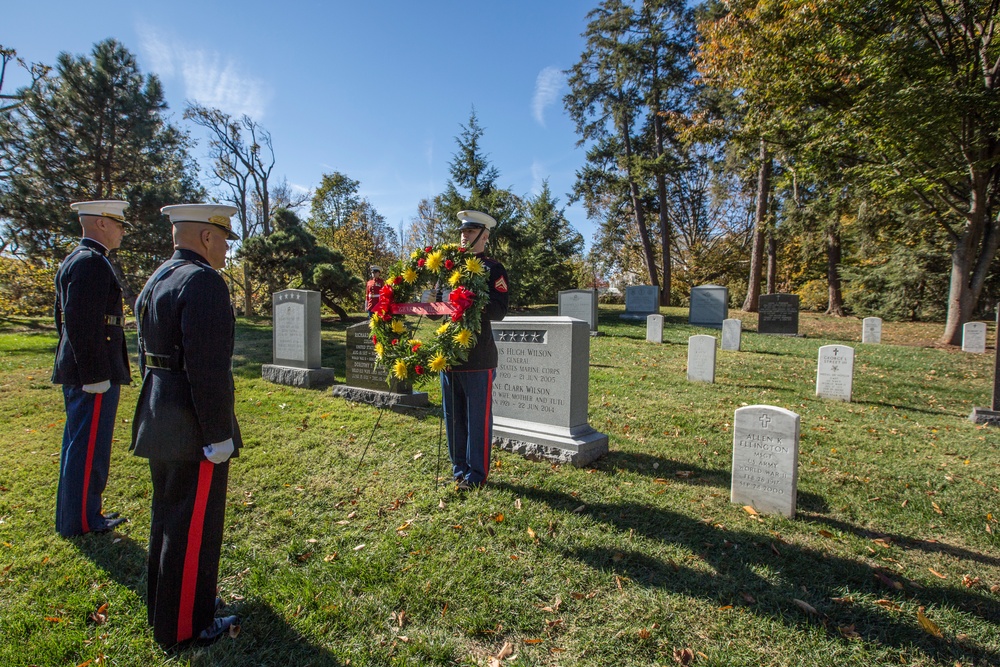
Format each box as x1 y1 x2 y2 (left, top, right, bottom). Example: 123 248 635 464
637 627 651 639
397 522 411 532
494 514 504 523
742 506 759 516
718 604 733 611
875 599 902 611
527 526 538 542
89 602 109 625
573 505 586 514
962 575 980 588
917 607 943 638
295 552 313 562
524 638 544 644
838 624 860 639
323 553 338 562
872 538 892 549
793 599 817 615
45 616 63 623
229 622 241 638
675 471 694 478
538 597 561 613
817 529 836 538
928 568 947 579
546 618 564 627
875 572 904 590
413 452 423 460
673 647 694 665
353 544 366 551
496 641 514 659
932 502 943 515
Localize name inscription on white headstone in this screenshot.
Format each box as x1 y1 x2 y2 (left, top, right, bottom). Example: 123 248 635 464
494 332 570 425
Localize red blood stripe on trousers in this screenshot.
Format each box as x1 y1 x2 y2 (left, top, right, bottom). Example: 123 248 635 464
483 369 493 480
80 392 103 533
176 460 215 643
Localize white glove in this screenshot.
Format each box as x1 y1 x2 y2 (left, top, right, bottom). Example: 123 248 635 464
82 380 111 394
203 439 235 464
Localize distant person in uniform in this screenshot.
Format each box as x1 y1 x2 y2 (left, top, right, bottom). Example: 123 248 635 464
442 210 508 490
132 203 242 648
365 266 384 316
52 200 131 537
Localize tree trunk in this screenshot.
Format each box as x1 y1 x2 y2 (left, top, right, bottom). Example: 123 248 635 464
621 117 659 290
652 109 671 306
742 139 770 312
321 294 349 322
766 232 777 295
825 224 845 316
242 262 253 317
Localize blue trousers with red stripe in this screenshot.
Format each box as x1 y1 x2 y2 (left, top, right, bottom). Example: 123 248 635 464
147 458 229 647
441 369 495 486
56 384 121 537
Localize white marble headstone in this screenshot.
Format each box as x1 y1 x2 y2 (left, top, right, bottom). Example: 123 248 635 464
731 405 799 518
862 317 882 344
687 334 716 383
963 322 987 354
646 314 663 343
816 344 854 401
721 319 742 351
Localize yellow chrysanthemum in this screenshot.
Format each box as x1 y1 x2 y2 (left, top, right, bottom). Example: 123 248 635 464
430 353 448 372
425 250 444 272
374 342 385 357
391 318 406 334
369 315 378 329
464 256 484 275
393 359 408 380
436 322 451 336
448 269 464 287
411 250 420 259
453 328 472 348
402 267 419 284
409 338 423 350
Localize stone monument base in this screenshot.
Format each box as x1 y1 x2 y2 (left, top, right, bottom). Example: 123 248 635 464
493 418 608 467
969 407 1000 426
330 384 429 409
262 364 337 388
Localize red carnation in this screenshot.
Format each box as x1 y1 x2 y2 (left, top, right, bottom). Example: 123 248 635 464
371 335 377 344
414 365 424 375
391 338 399 346
425 246 433 252
417 258 426 267
458 247 467 253
393 276 403 285
445 259 454 270
411 342 422 352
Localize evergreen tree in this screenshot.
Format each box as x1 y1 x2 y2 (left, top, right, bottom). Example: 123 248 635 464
521 182 584 303
0 39 202 297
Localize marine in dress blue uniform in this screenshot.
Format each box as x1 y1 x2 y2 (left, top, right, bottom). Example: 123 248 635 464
131 204 242 648
442 210 509 489
52 200 131 536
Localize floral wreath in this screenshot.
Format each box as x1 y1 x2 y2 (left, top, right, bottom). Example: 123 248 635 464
370 243 490 386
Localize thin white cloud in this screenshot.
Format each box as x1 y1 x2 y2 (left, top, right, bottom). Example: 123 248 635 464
532 66 565 127
137 22 270 120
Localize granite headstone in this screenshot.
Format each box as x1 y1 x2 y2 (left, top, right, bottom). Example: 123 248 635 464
492 316 608 466
687 334 716 383
816 344 854 402
862 317 882 344
731 405 800 518
758 293 799 335
721 318 742 351
646 314 664 343
262 290 336 388
620 285 659 320
963 322 987 354
558 289 599 335
689 285 728 329
330 322 429 407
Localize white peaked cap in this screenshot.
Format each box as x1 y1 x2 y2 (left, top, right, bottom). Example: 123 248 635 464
161 203 241 240
71 200 130 226
457 210 496 230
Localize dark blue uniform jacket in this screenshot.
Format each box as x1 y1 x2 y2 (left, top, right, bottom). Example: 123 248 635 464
131 249 242 461
52 238 131 386
454 254 508 371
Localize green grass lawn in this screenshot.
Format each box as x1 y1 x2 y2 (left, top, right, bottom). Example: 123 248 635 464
0 307 997 666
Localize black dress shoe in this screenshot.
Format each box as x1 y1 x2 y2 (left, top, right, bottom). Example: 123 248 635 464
197 615 240 644
104 512 120 520
92 516 127 534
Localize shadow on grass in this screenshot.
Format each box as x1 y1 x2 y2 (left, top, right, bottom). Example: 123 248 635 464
199 599 345 667
73 530 147 601
596 449 830 512
500 481 1000 664
75 535 344 665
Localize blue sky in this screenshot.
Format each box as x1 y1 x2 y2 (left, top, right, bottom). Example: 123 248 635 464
5 1 598 246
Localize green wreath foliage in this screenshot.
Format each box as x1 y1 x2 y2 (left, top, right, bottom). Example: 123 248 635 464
370 243 490 386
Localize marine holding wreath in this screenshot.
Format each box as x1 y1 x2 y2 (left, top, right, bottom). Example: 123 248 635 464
369 209 507 490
